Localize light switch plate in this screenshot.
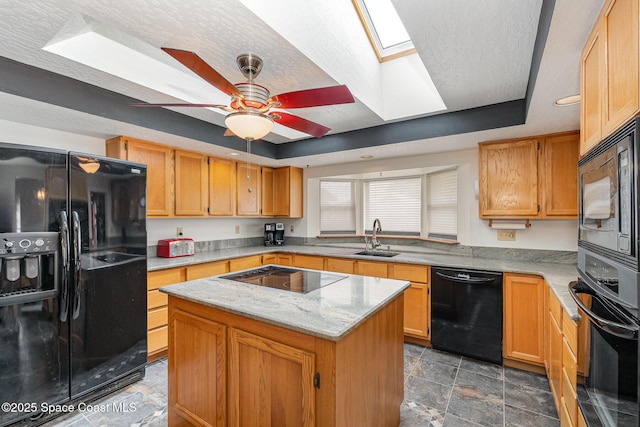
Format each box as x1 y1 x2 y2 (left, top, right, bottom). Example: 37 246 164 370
497 230 516 241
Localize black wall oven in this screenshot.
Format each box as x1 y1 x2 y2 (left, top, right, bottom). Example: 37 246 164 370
574 118 640 426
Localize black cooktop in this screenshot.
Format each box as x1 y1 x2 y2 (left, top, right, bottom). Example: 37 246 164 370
220 265 347 293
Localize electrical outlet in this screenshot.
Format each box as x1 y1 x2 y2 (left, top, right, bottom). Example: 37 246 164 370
235 225 240 234
497 230 516 241
177 227 183 236
290 225 295 233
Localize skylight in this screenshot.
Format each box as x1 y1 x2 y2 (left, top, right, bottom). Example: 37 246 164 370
353 0 416 62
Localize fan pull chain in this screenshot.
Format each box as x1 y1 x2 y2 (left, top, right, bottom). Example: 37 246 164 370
246 139 252 193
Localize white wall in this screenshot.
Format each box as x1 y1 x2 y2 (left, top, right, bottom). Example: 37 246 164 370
305 148 578 252
3 120 578 250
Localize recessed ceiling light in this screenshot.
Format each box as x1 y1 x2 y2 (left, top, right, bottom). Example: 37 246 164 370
554 95 581 106
228 152 241 156
360 155 374 159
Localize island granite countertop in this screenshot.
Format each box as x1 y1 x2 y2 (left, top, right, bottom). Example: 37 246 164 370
149 244 579 320
159 269 410 341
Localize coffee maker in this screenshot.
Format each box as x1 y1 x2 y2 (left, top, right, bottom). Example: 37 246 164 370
274 223 285 246
264 223 276 246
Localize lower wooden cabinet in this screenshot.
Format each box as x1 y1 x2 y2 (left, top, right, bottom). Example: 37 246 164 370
229 255 262 271
389 263 431 340
186 260 229 281
503 273 545 364
293 254 325 270
325 257 355 274
147 267 186 360
228 328 315 427
356 260 389 278
169 309 227 426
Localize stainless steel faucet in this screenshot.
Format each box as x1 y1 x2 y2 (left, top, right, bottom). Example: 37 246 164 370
365 218 382 251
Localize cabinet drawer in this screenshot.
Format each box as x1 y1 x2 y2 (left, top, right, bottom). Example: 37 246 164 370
148 325 168 355
148 290 168 310
148 267 186 290
293 254 325 270
229 255 262 271
187 260 228 280
326 258 355 274
148 307 168 330
562 367 578 426
356 261 389 278
563 313 578 357
389 263 429 283
563 337 577 389
549 288 563 325
277 254 293 266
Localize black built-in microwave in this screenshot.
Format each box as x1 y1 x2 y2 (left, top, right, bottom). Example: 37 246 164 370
578 118 639 270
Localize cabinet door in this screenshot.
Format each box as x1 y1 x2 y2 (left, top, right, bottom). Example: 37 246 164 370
356 261 389 278
169 309 227 427
228 328 315 427
275 167 303 218
542 133 579 217
261 253 278 265
602 0 639 136
293 254 325 270
108 137 174 217
581 22 604 155
261 167 276 216
403 283 430 339
479 139 539 217
277 254 293 266
209 157 236 216
503 273 545 364
229 255 262 271
175 150 208 216
187 260 229 281
236 163 261 216
326 257 355 274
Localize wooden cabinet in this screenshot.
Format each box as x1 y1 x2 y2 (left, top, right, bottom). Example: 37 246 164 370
147 266 186 360
175 150 208 216
229 255 262 271
580 0 640 155
236 163 261 216
277 253 293 266
326 257 355 274
275 167 303 218
208 157 236 216
389 264 431 341
169 308 227 426
548 290 563 413
503 273 545 365
356 260 389 278
186 260 229 281
293 254 325 270
261 253 278 265
228 328 315 427
478 131 579 218
261 166 276 216
106 136 174 216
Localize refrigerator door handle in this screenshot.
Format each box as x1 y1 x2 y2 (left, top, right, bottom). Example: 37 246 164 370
72 210 82 320
58 211 70 322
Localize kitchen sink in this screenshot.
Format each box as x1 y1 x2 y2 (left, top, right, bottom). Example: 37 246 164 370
354 250 399 257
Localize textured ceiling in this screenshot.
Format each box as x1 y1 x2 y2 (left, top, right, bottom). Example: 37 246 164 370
0 0 604 166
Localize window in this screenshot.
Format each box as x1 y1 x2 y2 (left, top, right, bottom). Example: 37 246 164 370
364 177 421 236
320 180 356 234
352 0 416 62
426 169 458 240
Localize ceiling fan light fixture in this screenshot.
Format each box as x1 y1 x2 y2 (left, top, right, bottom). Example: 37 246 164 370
225 111 274 140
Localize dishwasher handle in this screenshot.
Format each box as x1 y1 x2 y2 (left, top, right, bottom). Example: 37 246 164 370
435 271 497 284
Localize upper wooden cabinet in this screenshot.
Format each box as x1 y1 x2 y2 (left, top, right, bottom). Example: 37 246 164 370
106 136 174 217
175 150 208 216
208 157 236 216
236 163 262 216
261 166 276 216
275 167 303 218
581 0 640 155
478 131 579 219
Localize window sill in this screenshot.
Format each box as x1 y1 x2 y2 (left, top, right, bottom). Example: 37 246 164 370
316 234 459 245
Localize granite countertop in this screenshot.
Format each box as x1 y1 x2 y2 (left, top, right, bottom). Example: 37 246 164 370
149 244 579 320
160 269 410 341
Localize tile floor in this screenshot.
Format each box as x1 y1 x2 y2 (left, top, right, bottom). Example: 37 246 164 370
42 343 560 426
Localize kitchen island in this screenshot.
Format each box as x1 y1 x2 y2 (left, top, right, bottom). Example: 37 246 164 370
160 268 410 427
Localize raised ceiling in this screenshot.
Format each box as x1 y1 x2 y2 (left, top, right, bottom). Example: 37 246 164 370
0 0 604 167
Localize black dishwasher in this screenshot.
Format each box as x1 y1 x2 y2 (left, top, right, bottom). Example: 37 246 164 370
431 267 503 364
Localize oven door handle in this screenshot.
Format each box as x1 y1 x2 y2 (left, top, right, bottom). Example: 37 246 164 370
569 281 639 340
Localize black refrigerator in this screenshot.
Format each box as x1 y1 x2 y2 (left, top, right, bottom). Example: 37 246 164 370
0 143 147 426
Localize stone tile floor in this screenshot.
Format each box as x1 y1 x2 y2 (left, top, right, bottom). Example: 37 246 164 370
43 343 559 426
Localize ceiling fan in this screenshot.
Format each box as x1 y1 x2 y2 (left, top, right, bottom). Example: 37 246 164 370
132 48 356 139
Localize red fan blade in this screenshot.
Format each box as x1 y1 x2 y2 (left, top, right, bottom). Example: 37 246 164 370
272 112 331 138
130 103 227 108
224 129 235 136
162 48 240 96
269 85 354 109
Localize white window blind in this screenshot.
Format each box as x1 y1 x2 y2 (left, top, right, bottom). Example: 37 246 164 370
364 177 421 235
320 180 356 234
426 169 458 239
